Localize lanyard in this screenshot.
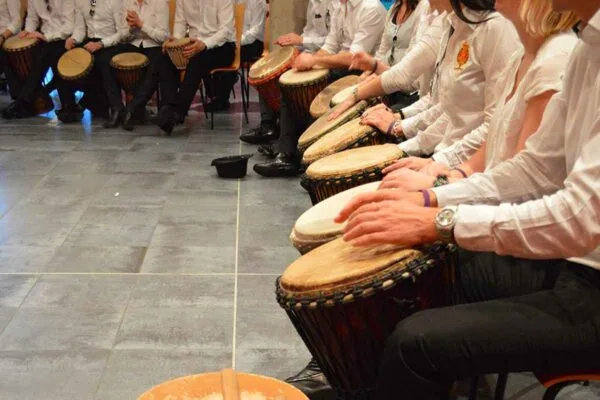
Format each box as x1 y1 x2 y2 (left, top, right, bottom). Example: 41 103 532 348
430 25 455 98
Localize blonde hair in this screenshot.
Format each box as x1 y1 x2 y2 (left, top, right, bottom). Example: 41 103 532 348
519 0 579 38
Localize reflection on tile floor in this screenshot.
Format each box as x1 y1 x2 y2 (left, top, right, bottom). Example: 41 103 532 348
0 92 598 400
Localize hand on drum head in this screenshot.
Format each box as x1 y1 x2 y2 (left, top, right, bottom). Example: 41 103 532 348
277 32 303 47
341 198 440 247
65 38 76 50
327 96 356 121
420 161 453 177
84 41 103 53
382 157 433 174
183 39 206 59
350 51 374 72
360 107 397 133
292 52 316 71
18 31 29 39
335 190 421 223
162 37 175 53
379 168 436 191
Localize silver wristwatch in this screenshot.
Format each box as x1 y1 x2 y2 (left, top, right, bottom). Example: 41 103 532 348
435 206 458 243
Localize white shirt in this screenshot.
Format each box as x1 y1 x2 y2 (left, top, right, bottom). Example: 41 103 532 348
380 11 447 98
173 0 235 50
241 0 267 46
25 0 75 41
123 0 170 48
321 0 387 55
302 0 337 53
432 12 600 270
433 32 576 167
0 0 21 35
375 0 427 67
72 0 125 47
400 11 520 156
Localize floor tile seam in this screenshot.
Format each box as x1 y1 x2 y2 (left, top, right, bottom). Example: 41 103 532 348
0 272 281 276
0 275 41 338
232 110 244 369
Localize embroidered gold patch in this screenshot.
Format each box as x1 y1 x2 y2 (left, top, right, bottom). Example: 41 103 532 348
455 42 470 72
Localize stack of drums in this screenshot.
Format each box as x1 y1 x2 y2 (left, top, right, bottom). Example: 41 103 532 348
110 52 150 103
248 46 298 112
57 48 94 89
278 67 330 123
301 144 404 204
2 36 53 114
302 118 388 166
309 75 360 119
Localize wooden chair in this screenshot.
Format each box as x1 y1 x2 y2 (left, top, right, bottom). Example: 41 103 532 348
206 3 247 129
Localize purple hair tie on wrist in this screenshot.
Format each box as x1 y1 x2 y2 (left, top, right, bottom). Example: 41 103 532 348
454 167 468 179
420 189 431 207
386 120 396 136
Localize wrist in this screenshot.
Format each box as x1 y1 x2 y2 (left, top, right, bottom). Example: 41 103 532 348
370 59 378 73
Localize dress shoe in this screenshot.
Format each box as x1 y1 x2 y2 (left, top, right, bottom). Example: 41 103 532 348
285 359 335 400
156 105 179 135
56 103 84 123
240 124 279 144
1 100 35 119
204 99 230 113
103 107 124 128
122 110 135 131
253 152 301 177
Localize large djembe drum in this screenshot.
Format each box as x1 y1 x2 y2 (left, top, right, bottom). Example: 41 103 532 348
278 68 330 123
301 144 404 204
2 36 53 114
57 48 94 89
277 239 455 399
248 46 298 112
110 52 149 103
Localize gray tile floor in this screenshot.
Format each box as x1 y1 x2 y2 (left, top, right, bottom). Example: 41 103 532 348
0 91 598 400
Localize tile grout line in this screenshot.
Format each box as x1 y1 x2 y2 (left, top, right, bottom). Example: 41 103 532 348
232 104 244 369
0 272 282 276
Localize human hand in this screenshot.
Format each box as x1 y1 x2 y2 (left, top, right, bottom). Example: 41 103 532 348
420 161 452 177
183 38 206 58
379 168 436 191
31 31 48 42
327 97 355 121
277 32 303 46
382 157 433 174
360 106 397 133
84 41 103 53
65 38 76 50
292 52 316 71
126 10 144 29
350 51 375 72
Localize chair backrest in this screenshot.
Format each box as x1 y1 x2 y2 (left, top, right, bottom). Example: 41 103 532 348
20 0 27 20
230 3 245 70
169 0 176 34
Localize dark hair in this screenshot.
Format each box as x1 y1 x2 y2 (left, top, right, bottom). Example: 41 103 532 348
391 0 420 21
449 0 495 24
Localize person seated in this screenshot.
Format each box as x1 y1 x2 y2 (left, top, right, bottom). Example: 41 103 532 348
380 0 577 192
208 0 268 113
334 1 600 398
0 0 24 101
118 0 178 131
253 0 387 178
240 0 338 146
68 0 126 126
1 0 77 120
156 0 236 135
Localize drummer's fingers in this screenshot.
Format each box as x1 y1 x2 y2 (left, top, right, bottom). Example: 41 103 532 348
350 232 391 247
378 179 401 190
382 159 410 174
343 220 383 242
335 193 379 223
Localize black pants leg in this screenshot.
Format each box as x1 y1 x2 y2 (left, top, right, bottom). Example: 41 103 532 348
258 94 276 125
93 45 123 110
375 251 600 400
176 42 235 116
0 50 23 99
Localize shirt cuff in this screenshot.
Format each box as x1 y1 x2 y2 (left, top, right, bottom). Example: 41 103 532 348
401 117 418 139
454 204 496 251
399 137 421 155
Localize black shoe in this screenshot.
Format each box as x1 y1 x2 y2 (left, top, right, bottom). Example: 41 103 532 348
253 152 301 177
257 144 277 159
122 110 135 131
285 359 335 400
2 100 35 119
204 99 230 113
240 124 279 144
156 105 178 135
56 103 84 123
103 107 124 128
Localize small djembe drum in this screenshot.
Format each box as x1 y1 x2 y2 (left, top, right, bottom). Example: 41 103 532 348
164 38 193 81
110 52 149 103
277 239 455 399
57 47 94 89
278 68 330 123
309 75 360 119
330 84 358 107
248 46 298 112
2 36 53 114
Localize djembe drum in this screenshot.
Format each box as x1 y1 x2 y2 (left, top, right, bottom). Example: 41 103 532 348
302 118 388 166
138 369 309 400
57 48 94 88
290 181 380 254
309 75 360 119
110 52 149 103
248 46 298 112
2 36 53 114
164 38 193 71
298 101 369 154
279 68 330 123
330 84 358 107
277 239 455 399
302 144 404 204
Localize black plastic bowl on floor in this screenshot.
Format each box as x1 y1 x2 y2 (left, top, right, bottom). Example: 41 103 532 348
211 154 253 179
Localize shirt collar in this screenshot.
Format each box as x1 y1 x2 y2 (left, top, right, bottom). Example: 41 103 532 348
448 9 494 31
345 0 361 9
581 8 600 45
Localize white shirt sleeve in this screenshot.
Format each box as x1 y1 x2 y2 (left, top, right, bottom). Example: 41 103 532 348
101 0 125 47
380 13 444 94
320 6 342 54
72 8 85 44
6 0 21 34
402 101 442 138
403 93 433 118
348 4 386 54
203 0 234 49
173 0 186 39
140 0 170 44
25 1 39 33
400 111 450 155
241 0 266 46
45 0 76 41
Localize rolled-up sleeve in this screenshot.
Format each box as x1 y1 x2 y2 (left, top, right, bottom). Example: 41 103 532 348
6 0 22 34
400 111 450 155
101 0 125 47
241 0 266 46
321 7 342 54
46 0 75 41
204 0 234 49
140 0 170 44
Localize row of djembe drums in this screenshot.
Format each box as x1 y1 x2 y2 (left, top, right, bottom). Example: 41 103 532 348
2 36 197 112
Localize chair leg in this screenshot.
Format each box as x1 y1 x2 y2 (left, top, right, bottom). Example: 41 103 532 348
239 71 248 124
468 376 479 400
210 74 214 130
494 373 509 400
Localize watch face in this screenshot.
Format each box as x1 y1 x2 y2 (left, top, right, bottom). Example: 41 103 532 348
437 208 456 227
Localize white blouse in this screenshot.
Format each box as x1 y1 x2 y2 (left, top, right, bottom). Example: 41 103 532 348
173 0 235 49
400 10 521 156
0 0 21 35
433 32 577 167
375 0 428 67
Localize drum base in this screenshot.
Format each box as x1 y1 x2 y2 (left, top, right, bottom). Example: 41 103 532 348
32 91 54 114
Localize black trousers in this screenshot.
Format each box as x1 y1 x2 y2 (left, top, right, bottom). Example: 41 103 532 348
213 40 264 102
91 43 123 109
0 49 24 99
117 43 178 111
174 42 235 116
17 40 73 107
376 250 600 400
